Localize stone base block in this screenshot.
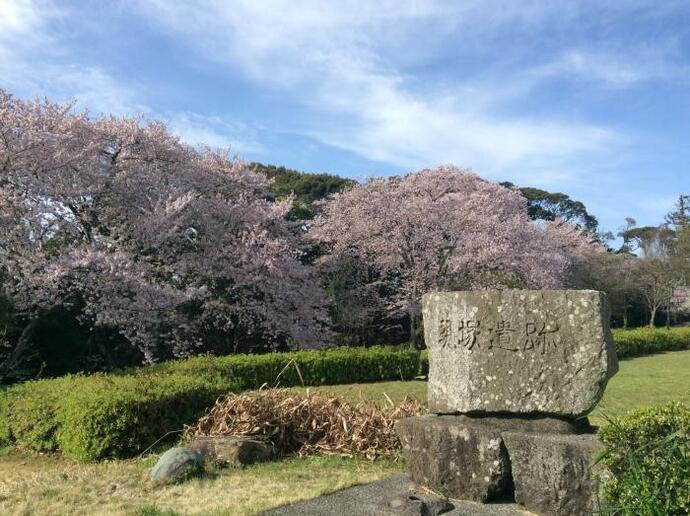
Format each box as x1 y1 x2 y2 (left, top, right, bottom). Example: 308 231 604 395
397 415 602 515
502 432 601 516
396 415 512 502
188 436 275 466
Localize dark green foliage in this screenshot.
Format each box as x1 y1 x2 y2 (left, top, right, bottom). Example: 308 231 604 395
597 402 689 515
612 327 690 359
419 349 429 378
250 162 354 220
500 182 599 232
145 346 422 389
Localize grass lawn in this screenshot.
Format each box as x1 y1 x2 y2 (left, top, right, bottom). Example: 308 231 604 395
0 350 687 515
299 349 690 425
0 450 402 516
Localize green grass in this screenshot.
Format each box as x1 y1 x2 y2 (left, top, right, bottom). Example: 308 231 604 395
0 449 402 515
298 350 690 425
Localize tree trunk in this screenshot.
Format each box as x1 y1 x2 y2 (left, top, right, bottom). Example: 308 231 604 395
666 307 671 330
649 306 657 328
409 310 418 349
0 317 39 381
90 330 116 370
622 302 629 329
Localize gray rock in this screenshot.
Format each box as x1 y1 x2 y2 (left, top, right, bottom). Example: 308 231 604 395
263 474 527 516
423 290 618 418
150 447 204 481
379 491 454 515
188 436 275 466
450 413 593 434
502 431 602 516
396 415 511 502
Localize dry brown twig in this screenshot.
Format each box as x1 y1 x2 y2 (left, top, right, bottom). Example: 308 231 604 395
184 388 423 459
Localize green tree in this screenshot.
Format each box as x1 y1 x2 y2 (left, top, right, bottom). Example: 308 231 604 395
250 163 354 220
501 182 599 232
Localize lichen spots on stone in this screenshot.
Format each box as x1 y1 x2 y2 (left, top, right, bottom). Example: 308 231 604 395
425 290 617 418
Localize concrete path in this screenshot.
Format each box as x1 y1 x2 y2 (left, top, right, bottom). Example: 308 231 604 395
264 474 530 515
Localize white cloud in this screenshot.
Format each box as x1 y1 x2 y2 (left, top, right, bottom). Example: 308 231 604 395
0 1 259 153
0 1 135 114
0 0 52 34
532 49 678 87
1 0 683 192
131 0 623 184
0 0 58 62
166 112 265 154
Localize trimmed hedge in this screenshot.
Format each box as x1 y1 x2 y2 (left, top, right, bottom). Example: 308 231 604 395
1 329 688 462
56 374 234 461
0 374 235 461
0 346 419 460
2 376 82 451
597 401 689 515
612 327 690 359
143 345 423 389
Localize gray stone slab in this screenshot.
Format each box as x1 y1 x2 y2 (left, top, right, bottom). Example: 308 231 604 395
188 436 275 466
396 415 511 502
262 474 530 516
423 290 618 418
502 431 602 516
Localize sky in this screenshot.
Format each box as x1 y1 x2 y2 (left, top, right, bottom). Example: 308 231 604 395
1 0 689 236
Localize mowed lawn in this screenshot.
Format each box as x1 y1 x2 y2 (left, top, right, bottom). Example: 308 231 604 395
0 350 688 515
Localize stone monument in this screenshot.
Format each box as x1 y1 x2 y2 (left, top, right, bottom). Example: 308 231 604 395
396 290 619 515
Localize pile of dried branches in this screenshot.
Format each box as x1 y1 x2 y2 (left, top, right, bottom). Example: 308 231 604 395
184 388 423 459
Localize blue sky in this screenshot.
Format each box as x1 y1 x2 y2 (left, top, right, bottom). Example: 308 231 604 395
1 1 689 235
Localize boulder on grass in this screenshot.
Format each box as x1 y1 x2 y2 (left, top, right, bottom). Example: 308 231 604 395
189 436 275 466
150 447 204 481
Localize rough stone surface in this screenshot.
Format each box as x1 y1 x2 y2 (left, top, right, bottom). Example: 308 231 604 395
423 290 618 418
150 447 204 481
188 436 275 466
396 415 511 502
450 413 593 434
264 474 528 516
502 431 602 516
378 492 454 515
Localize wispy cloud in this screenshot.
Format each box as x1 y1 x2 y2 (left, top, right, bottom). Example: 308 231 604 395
131 1 627 184
0 0 139 116
165 113 265 154
0 0 59 61
531 49 682 87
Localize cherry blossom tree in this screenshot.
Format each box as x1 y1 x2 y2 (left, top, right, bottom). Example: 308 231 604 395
310 166 601 347
0 90 330 374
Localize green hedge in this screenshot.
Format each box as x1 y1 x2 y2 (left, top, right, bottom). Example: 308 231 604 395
597 401 689 515
1 329 687 462
2 376 81 451
142 345 422 389
0 346 419 460
0 374 235 461
56 374 233 461
612 327 690 359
